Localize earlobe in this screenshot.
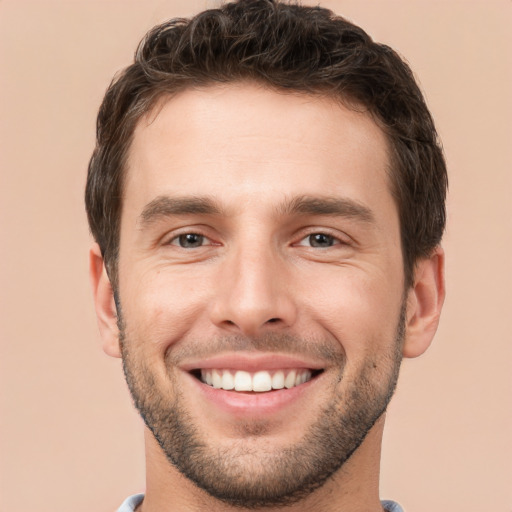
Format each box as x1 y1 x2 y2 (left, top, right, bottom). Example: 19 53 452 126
402 246 446 358
89 243 122 358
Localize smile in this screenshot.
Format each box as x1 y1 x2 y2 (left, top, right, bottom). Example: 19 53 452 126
198 368 320 392
183 358 328 415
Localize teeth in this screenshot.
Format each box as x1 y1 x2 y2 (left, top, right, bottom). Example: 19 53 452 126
271 370 285 389
200 369 313 392
234 371 252 391
222 370 235 390
284 370 296 389
212 369 222 389
253 371 272 392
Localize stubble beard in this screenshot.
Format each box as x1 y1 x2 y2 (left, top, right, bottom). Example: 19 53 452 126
118 307 405 509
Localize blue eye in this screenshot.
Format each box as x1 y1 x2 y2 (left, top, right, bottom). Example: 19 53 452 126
300 233 337 248
172 233 205 248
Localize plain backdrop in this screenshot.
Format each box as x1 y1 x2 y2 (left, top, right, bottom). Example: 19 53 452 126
1 1 511 511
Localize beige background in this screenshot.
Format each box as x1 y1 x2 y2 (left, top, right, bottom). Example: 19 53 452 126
1 1 511 511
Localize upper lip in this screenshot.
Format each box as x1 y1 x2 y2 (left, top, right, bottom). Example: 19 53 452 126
179 352 326 372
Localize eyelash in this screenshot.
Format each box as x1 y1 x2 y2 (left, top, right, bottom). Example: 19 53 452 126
168 232 215 248
166 230 349 249
295 232 345 248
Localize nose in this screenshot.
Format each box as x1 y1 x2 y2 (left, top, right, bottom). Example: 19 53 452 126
209 244 297 337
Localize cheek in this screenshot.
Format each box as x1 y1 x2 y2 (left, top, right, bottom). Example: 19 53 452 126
121 267 213 351
302 266 404 359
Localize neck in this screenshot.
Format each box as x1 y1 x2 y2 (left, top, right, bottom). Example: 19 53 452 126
139 414 386 512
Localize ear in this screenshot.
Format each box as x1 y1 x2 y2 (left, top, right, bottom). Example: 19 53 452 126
402 246 446 358
89 243 122 358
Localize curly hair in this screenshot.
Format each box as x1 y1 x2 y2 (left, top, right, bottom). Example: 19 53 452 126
86 0 447 289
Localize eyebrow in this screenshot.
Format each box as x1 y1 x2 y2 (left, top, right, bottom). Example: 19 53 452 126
138 195 223 228
138 193 375 228
278 195 375 223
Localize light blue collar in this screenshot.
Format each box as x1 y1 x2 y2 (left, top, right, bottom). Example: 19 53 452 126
117 494 404 511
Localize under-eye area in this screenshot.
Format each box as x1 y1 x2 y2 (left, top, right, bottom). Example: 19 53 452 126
190 368 324 392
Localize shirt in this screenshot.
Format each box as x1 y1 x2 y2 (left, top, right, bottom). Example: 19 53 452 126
117 494 405 511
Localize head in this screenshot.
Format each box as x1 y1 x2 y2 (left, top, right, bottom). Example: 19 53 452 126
87 1 446 508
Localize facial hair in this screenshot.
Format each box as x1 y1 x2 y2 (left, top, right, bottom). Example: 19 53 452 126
118 304 405 509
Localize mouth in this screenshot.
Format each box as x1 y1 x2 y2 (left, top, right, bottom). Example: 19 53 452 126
182 355 328 415
191 368 324 392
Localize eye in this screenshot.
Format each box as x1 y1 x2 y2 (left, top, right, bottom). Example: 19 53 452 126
298 233 339 248
170 233 209 248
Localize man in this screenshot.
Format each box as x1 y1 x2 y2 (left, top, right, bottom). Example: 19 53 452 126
86 1 446 511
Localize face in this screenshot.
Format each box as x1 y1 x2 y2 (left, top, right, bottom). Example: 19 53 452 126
116 84 406 507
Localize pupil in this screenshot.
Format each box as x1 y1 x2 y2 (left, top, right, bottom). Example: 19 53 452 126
310 233 333 247
179 233 203 247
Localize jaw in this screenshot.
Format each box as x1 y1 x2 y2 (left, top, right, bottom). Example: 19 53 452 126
124 342 397 511
141 413 387 512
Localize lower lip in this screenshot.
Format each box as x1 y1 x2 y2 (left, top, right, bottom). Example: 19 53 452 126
185 372 320 417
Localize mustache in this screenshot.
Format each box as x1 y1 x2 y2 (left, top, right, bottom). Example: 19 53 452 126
165 332 345 366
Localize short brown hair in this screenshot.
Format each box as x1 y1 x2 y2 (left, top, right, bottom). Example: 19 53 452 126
86 0 447 289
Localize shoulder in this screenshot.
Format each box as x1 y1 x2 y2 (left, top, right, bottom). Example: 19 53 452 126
116 493 144 512
117 495 402 511
381 500 405 512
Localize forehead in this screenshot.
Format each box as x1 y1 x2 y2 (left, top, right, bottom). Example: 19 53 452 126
124 83 393 218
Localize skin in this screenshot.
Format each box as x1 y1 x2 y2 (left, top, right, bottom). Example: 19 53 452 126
90 83 445 512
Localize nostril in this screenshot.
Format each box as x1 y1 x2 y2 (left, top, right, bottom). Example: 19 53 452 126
267 318 280 323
